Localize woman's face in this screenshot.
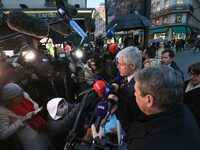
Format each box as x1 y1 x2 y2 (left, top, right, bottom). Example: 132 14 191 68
90 62 97 70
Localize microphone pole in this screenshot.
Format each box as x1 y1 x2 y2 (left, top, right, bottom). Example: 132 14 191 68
64 88 92 150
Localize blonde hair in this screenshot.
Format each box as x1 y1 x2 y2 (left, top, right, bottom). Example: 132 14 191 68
143 58 161 68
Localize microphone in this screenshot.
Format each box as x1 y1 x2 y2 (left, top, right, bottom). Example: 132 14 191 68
115 72 124 85
95 101 109 132
7 10 50 39
49 19 72 36
56 0 77 18
107 94 118 108
84 17 96 33
109 43 118 54
93 80 106 96
78 80 106 97
56 0 87 39
104 83 119 96
106 24 117 39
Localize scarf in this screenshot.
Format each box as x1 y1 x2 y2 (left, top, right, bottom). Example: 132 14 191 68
9 97 46 132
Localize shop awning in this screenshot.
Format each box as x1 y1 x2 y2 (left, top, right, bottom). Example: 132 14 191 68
186 27 192 34
150 27 168 34
172 26 187 33
137 27 168 35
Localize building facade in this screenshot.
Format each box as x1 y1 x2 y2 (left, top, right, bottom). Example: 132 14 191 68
150 0 200 41
92 3 106 36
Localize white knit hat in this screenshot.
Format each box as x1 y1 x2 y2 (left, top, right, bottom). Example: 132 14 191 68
47 98 68 120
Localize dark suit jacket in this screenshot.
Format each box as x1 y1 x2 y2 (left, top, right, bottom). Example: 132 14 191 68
126 104 200 150
116 77 144 132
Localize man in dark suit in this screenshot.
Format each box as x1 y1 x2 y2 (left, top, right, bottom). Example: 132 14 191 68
126 66 200 150
115 46 144 132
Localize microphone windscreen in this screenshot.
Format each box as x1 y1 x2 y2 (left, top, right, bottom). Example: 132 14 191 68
7 10 49 39
93 80 106 96
115 72 124 84
66 3 78 17
104 84 115 95
112 83 119 93
108 94 118 103
95 101 109 118
84 17 96 33
50 21 72 36
109 44 118 54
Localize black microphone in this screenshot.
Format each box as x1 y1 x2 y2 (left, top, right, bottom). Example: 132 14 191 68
95 101 109 132
7 10 49 39
56 0 77 18
84 17 96 33
49 19 72 36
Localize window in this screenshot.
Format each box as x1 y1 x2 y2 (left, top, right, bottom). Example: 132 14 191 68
177 0 183 4
175 14 182 23
156 2 160 11
164 0 169 9
155 19 160 25
163 17 168 24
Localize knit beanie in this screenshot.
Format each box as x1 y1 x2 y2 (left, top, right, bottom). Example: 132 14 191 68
47 98 69 120
2 83 23 102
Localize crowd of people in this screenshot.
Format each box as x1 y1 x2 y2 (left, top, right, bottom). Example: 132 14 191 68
0 37 200 150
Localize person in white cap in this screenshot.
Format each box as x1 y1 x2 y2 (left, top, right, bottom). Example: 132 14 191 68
45 98 82 150
0 82 54 150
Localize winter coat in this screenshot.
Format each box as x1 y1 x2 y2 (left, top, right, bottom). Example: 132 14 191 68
45 103 81 150
184 80 200 125
126 104 200 150
84 64 96 86
0 93 52 150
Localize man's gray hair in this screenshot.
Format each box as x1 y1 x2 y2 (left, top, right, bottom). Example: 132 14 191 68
135 65 184 110
116 46 142 69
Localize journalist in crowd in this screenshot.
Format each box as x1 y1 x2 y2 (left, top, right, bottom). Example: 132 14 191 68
126 66 200 150
0 83 53 150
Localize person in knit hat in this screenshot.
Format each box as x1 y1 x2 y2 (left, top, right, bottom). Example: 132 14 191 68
0 82 54 150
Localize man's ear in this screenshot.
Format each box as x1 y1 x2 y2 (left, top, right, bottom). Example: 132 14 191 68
146 95 154 108
130 63 136 70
